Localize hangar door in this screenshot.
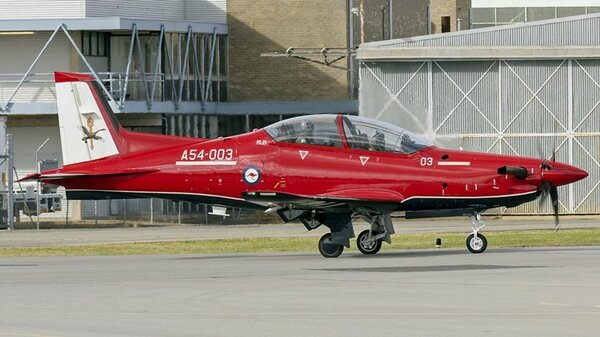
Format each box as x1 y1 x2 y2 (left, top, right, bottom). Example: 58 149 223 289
360 59 600 214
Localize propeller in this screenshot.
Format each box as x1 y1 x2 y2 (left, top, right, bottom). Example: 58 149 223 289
537 148 560 231
538 180 559 231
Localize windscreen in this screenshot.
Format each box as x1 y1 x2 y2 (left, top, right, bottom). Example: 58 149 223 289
342 115 431 154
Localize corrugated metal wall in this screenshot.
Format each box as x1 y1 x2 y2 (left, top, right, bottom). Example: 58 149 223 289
86 0 227 24
185 0 227 24
0 33 71 103
86 0 184 21
0 0 227 23
360 59 600 214
370 14 600 48
0 0 85 19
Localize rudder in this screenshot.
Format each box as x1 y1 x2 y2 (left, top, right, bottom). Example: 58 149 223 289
55 72 122 165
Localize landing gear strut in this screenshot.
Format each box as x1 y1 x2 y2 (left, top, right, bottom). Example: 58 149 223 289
310 211 395 258
466 213 487 254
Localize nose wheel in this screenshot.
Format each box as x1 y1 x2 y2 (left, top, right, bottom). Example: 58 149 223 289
318 233 344 258
466 213 487 253
466 233 487 253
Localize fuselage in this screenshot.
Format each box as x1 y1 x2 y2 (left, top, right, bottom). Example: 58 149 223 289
42 123 587 213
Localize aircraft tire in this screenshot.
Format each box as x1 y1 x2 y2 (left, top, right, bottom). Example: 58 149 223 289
356 230 382 255
318 233 344 258
466 233 487 254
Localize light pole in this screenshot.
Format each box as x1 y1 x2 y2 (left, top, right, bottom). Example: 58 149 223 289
7 135 14 230
389 0 393 39
380 5 387 40
35 138 50 230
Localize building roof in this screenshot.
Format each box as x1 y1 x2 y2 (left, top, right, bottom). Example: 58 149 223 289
0 17 227 34
357 13 600 60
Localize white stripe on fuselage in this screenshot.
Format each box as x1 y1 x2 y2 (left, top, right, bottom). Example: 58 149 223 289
401 190 537 203
437 161 471 166
175 161 237 166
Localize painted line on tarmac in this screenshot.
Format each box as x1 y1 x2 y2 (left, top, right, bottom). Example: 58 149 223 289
0 311 599 316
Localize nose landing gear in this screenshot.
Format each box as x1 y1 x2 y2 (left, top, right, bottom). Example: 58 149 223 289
466 213 487 254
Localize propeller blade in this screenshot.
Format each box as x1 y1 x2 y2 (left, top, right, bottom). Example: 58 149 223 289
537 146 559 230
538 181 551 205
550 186 559 231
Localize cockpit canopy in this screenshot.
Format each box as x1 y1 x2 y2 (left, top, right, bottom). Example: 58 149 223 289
264 114 431 154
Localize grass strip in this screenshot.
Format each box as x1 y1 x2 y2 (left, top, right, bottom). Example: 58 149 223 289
1 228 600 257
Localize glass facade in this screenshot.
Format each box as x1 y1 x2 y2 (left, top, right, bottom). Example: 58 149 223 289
82 31 110 57
107 31 228 104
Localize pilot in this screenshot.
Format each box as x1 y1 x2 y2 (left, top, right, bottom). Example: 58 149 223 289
296 120 314 144
369 129 385 151
400 133 416 153
278 124 294 142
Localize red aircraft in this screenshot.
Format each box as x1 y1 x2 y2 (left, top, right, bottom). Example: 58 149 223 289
25 72 588 257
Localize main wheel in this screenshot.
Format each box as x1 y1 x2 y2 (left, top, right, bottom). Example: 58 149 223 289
318 233 344 258
356 230 382 255
466 233 487 254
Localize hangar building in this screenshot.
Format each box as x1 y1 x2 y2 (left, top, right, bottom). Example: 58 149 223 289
357 13 600 215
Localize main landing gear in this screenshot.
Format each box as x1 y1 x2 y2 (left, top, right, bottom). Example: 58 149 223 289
356 229 382 255
314 211 394 258
318 233 344 258
466 213 487 254
317 228 384 258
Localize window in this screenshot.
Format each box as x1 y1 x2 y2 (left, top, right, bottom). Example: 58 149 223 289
265 115 343 147
471 8 495 24
496 7 526 24
557 7 585 18
527 7 556 21
587 7 600 14
82 31 110 57
342 116 431 154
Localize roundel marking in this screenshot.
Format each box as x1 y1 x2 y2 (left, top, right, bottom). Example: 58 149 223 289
243 167 261 185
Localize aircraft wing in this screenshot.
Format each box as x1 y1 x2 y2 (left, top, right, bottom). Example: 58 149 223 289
243 189 404 212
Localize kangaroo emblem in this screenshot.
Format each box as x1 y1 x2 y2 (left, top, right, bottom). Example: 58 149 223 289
81 117 105 150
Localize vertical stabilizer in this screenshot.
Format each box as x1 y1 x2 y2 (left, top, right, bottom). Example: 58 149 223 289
55 72 121 165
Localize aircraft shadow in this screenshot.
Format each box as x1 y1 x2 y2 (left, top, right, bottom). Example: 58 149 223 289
311 264 545 273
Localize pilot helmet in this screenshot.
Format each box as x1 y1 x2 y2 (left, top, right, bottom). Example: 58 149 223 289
300 119 314 131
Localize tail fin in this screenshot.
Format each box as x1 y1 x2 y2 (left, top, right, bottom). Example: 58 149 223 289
55 72 123 165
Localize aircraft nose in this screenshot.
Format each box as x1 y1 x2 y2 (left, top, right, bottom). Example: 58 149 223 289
543 164 588 186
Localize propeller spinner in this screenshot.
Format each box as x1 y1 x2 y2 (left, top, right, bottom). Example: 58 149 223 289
537 150 587 231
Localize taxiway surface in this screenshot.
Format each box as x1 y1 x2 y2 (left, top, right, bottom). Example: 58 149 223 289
1 217 600 247
0 247 599 337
